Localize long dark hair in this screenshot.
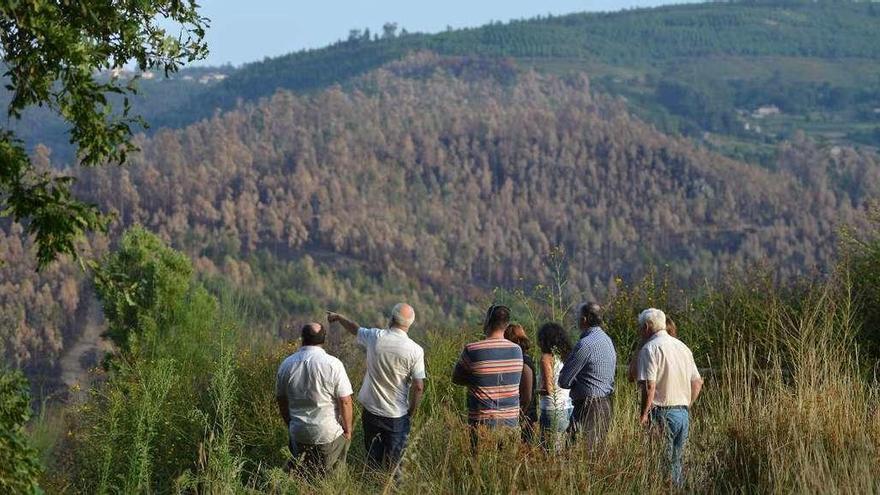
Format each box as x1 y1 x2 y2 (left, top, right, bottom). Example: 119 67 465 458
537 322 572 359
504 323 531 352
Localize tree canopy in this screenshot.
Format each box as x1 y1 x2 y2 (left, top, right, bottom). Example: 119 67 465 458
0 0 207 267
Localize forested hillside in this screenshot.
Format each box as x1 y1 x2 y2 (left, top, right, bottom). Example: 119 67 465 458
8 1 880 163
4 55 877 393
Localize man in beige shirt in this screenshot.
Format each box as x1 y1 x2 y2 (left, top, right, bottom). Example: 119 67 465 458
636 308 703 487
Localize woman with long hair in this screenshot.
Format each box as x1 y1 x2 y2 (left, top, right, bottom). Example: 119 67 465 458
536 322 574 450
504 323 537 443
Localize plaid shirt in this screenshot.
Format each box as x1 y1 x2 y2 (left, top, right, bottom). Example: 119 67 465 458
558 326 617 400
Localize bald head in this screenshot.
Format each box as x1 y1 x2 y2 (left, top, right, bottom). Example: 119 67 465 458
301 322 326 346
390 303 415 330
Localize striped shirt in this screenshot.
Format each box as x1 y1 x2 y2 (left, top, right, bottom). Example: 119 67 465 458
454 338 523 426
558 326 617 400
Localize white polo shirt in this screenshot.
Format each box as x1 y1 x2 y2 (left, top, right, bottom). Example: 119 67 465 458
357 327 427 418
275 346 353 445
637 331 701 407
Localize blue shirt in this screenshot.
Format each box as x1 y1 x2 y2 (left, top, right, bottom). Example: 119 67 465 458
558 326 617 400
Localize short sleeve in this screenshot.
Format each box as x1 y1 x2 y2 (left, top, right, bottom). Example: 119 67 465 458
274 361 288 398
411 347 427 380
357 327 379 348
689 351 702 382
637 346 658 382
454 347 471 374
334 361 354 398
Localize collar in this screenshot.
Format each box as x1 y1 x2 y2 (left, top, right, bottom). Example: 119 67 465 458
580 326 602 339
648 330 669 342
299 345 326 354
388 326 408 336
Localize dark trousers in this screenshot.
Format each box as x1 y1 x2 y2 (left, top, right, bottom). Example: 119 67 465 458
362 409 411 470
288 434 349 478
569 396 613 450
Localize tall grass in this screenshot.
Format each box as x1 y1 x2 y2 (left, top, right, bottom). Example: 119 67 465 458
41 269 880 494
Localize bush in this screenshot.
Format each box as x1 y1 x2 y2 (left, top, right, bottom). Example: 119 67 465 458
93 225 194 355
0 369 43 494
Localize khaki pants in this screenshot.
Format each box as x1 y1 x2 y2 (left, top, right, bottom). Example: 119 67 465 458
289 434 349 477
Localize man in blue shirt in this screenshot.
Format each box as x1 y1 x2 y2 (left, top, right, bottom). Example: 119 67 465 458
558 302 617 450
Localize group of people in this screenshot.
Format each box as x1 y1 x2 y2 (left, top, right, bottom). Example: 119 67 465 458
274 301 703 486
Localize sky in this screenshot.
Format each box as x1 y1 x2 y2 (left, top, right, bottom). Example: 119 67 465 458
194 0 689 67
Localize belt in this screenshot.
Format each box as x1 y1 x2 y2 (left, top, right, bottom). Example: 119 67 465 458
654 405 688 410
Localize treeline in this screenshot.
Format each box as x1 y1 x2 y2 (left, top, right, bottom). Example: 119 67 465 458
8 2 880 161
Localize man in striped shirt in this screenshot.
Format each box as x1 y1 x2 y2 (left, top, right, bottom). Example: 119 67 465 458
558 302 617 449
453 305 523 435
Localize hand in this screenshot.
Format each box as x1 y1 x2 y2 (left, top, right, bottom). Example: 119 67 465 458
326 311 340 324
640 413 650 427
342 429 352 441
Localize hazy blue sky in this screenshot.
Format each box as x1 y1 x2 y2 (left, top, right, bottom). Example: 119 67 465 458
195 1 688 66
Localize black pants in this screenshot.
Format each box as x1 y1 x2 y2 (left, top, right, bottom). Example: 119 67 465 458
362 409 411 470
569 396 613 450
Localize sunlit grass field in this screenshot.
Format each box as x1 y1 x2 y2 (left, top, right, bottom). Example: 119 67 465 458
31 275 879 494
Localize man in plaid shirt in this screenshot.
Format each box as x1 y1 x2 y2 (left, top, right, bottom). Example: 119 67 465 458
558 302 617 449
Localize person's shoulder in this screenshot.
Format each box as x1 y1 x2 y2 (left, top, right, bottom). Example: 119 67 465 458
278 351 298 367
323 353 347 370
466 338 519 351
671 337 695 355
407 338 425 354
359 327 381 338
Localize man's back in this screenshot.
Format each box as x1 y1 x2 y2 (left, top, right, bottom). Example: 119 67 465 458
559 327 617 400
357 327 426 418
276 346 352 444
637 332 700 407
458 338 523 426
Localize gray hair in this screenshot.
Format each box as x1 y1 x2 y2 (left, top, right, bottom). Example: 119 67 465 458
576 301 603 327
638 308 666 333
391 303 415 328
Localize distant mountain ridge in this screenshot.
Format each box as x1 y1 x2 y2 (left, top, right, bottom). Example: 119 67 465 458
7 1 880 162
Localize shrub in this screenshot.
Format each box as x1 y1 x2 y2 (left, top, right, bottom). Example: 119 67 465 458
0 369 43 494
93 226 193 355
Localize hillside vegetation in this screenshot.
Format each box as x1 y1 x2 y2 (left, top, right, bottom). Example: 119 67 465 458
22 222 880 494
7 1 880 162
4 55 879 394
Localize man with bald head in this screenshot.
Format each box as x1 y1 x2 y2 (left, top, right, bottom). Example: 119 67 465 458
328 303 426 471
275 323 354 477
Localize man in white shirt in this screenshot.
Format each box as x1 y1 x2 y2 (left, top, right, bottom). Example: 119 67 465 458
275 322 354 476
636 308 703 487
327 303 426 471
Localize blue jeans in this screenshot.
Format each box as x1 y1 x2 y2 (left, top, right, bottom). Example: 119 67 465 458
362 409 411 470
539 407 572 450
651 407 689 487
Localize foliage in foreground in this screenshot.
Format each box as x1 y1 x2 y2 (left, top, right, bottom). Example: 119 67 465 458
1 368 42 494
31 226 879 494
0 0 207 266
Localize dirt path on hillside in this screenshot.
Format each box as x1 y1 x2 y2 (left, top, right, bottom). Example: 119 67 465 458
58 300 110 402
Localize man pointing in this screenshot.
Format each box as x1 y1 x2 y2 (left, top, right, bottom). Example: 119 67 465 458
327 303 426 471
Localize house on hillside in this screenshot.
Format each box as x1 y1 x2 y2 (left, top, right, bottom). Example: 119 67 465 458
752 105 781 118
198 73 228 84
